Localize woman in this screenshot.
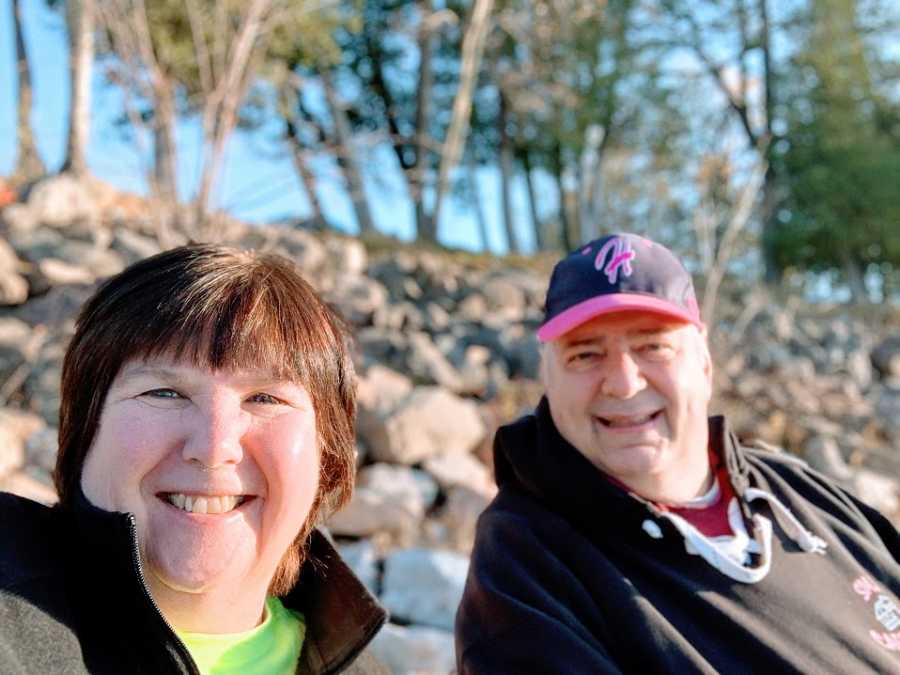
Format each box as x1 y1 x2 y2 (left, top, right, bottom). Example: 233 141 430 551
0 244 387 674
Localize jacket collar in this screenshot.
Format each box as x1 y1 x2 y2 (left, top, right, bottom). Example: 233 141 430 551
493 397 751 539
63 486 386 675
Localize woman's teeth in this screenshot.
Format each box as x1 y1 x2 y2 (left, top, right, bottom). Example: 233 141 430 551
166 494 245 514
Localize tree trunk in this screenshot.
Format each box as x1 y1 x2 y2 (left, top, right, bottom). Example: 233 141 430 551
280 88 326 228
841 251 869 305
757 0 782 285
498 92 519 255
432 0 494 232
553 142 572 252
520 148 544 251
153 79 178 203
413 0 437 243
465 149 490 252
62 0 95 176
12 0 44 179
320 68 376 236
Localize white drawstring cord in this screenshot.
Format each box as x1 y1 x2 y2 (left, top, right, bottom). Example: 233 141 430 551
655 487 827 584
744 487 829 555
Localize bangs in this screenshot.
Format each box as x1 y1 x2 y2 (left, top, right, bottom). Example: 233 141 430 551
81 248 335 385
137 273 301 380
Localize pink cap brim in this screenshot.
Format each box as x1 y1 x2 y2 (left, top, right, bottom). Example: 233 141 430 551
537 294 703 342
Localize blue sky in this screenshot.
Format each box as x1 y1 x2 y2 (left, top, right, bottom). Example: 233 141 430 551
0 0 544 254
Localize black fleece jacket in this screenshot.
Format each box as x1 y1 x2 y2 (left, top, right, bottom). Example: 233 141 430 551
0 488 387 675
455 399 900 674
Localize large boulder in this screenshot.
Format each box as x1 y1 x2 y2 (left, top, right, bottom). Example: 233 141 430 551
0 238 28 305
362 387 486 464
872 336 900 379
25 174 99 228
422 451 495 497
368 623 455 675
327 464 437 538
337 539 379 594
380 548 469 631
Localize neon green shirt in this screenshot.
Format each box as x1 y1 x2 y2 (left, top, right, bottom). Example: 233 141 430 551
176 597 305 675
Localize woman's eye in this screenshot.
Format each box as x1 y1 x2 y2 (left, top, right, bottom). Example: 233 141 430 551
248 392 282 405
142 388 182 399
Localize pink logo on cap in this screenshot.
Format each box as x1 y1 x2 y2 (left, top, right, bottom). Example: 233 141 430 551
595 237 636 284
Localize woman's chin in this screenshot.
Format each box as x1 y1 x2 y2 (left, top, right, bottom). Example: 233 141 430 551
145 545 247 594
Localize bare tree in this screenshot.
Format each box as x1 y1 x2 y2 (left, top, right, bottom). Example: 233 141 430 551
62 0 95 176
99 0 292 235
431 0 495 234
12 0 44 179
319 67 376 235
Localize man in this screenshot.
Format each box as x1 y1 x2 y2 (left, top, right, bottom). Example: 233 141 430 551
455 233 900 673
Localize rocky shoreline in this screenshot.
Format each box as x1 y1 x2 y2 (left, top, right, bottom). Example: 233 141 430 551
2 176 898 674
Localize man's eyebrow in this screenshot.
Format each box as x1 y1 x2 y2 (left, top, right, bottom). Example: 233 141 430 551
561 326 677 347
561 336 607 348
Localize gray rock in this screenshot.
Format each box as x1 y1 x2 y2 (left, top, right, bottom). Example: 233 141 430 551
406 332 465 392
111 227 161 264
368 623 455 675
1 203 36 232
327 237 368 276
874 385 900 441
25 426 58 472
327 464 435 538
438 486 492 551
458 293 487 322
872 336 900 379
0 423 25 480
26 174 98 228
37 258 95 286
275 228 328 273
851 469 899 517
0 470 57 504
327 276 387 326
0 238 27 305
423 452 495 497
380 548 469 630
845 349 873 391
357 365 413 417
482 276 526 320
363 387 486 464
803 436 854 482
337 540 379 594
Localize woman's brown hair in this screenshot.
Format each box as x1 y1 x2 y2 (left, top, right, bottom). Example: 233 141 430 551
55 243 356 595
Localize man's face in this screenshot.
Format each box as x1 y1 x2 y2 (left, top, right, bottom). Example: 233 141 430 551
80 356 320 605
541 311 713 501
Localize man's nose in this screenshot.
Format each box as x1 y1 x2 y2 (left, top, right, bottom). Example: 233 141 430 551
599 351 646 399
181 397 249 469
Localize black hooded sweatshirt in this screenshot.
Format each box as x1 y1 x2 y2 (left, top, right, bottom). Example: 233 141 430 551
455 399 900 674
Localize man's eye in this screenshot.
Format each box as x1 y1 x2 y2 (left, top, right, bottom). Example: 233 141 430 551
640 343 675 357
568 351 602 366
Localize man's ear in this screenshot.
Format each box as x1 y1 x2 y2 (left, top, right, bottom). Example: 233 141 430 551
697 326 713 385
538 342 549 388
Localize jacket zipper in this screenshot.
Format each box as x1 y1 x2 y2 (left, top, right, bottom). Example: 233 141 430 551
127 515 201 675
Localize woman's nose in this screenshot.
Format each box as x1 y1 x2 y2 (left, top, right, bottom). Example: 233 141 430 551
181 397 249 469
599 351 646 399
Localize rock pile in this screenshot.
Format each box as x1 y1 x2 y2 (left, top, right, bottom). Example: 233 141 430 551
1 177 899 674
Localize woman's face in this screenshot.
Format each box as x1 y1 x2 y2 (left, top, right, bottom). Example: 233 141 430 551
80 356 320 599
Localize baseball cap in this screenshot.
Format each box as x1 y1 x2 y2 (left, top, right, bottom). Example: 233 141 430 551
537 233 703 342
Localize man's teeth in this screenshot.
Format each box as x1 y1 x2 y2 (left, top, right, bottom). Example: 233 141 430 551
600 412 656 428
167 494 245 514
